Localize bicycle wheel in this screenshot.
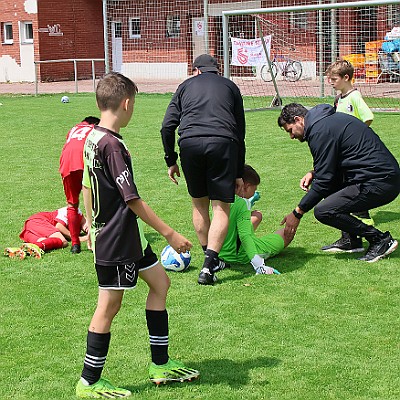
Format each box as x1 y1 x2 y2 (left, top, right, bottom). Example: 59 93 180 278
260 63 277 82
285 61 302 82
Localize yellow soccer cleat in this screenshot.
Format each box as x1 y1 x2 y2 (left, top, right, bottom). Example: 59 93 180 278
21 243 44 259
4 247 27 260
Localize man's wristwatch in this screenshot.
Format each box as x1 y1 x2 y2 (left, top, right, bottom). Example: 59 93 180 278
292 209 303 220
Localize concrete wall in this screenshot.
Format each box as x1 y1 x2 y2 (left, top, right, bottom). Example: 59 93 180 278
0 0 38 82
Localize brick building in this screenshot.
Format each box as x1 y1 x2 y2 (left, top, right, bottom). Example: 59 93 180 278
1 0 397 83
0 0 104 82
105 0 395 81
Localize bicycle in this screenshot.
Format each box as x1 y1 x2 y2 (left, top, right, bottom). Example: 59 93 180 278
260 55 303 82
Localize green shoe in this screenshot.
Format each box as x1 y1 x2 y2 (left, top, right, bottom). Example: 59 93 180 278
76 378 131 398
149 358 199 385
4 247 26 260
21 243 44 259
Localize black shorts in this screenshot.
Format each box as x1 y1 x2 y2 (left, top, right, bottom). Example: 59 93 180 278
179 136 238 202
95 244 158 290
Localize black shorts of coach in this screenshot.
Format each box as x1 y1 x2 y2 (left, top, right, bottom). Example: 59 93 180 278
179 136 238 203
95 244 158 290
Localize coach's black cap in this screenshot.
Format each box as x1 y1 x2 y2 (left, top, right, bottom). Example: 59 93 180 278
192 54 219 73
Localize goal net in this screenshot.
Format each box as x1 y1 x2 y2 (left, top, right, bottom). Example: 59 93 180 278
223 1 400 111
104 0 400 111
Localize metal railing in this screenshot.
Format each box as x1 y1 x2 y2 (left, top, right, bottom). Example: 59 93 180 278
34 58 105 95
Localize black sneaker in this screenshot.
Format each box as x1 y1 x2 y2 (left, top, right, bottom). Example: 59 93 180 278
197 268 217 285
211 259 231 273
71 244 81 254
358 232 398 263
321 236 364 253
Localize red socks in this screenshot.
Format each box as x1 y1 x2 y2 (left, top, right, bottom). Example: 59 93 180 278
67 206 82 246
36 238 64 251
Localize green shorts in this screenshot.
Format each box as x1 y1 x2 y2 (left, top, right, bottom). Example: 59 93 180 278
234 233 285 264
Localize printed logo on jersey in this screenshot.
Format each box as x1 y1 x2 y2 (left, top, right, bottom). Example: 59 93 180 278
347 104 354 112
116 168 131 189
84 137 102 169
93 221 105 235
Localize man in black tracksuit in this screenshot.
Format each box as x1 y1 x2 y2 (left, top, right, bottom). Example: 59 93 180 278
161 54 246 284
278 103 400 263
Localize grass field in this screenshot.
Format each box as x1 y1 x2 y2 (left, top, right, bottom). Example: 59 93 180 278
0 93 399 400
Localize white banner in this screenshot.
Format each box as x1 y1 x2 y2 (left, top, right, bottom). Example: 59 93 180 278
230 36 272 66
195 20 205 36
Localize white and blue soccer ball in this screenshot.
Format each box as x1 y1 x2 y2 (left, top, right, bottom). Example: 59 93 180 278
161 245 191 272
61 95 70 103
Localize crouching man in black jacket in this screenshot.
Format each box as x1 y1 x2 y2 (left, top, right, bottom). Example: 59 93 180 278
278 103 400 263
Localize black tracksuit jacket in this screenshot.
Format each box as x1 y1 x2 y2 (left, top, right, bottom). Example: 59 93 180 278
298 104 400 212
160 71 245 177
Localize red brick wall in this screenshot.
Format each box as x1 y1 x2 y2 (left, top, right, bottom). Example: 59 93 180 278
37 0 105 81
108 0 202 68
0 1 39 65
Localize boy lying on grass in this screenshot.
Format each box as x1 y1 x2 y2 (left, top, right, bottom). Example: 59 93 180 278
4 206 88 259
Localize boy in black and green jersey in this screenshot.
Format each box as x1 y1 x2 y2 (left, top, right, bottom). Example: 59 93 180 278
76 72 199 399
217 165 293 280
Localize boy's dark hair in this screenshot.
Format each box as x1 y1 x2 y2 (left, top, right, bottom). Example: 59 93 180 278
96 72 138 112
277 103 308 127
82 116 100 125
242 164 260 185
325 60 354 80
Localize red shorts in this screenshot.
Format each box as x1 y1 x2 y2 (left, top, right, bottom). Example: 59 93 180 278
19 218 58 242
63 170 84 205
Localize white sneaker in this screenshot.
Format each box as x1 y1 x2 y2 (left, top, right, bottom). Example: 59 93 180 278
255 265 281 275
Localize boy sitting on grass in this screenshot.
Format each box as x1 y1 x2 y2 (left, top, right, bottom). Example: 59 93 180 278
213 164 293 282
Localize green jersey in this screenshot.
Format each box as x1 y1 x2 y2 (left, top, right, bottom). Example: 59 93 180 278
335 89 374 123
219 195 284 264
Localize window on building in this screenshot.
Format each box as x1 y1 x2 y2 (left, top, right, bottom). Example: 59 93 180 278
290 11 308 30
2 22 13 44
129 18 141 39
1 22 14 44
166 14 180 38
20 21 33 43
113 21 122 39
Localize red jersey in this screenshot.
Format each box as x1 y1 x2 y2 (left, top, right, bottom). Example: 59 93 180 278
20 207 82 241
27 207 70 227
59 122 95 178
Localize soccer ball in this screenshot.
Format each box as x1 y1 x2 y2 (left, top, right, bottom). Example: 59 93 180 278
160 245 191 272
61 95 70 103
